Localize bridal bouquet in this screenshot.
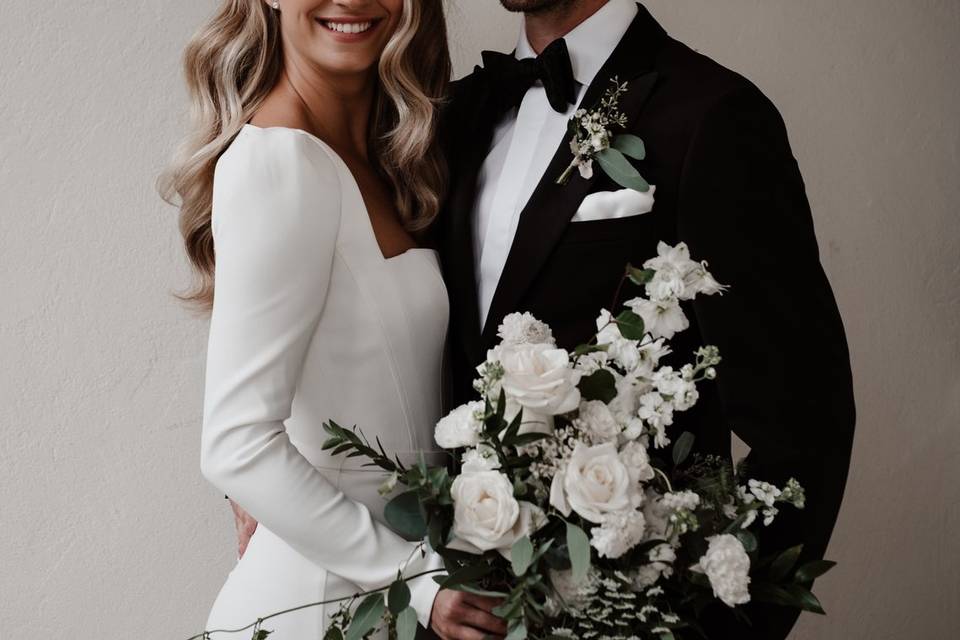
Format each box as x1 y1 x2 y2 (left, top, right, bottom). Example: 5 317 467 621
315 242 834 640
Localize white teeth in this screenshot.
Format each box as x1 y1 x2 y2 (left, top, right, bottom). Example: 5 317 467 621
323 20 373 34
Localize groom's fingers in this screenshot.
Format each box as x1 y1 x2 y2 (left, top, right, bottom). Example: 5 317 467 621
449 624 504 640
460 604 508 635
460 592 503 613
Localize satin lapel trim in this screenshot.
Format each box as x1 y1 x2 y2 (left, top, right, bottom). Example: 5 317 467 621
445 74 503 363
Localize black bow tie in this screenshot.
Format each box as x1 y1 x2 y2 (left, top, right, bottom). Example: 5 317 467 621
481 38 577 114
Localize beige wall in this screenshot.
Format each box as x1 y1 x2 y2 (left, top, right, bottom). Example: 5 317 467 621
1 1 957 638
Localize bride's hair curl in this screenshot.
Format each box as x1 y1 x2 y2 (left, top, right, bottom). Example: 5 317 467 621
157 0 451 310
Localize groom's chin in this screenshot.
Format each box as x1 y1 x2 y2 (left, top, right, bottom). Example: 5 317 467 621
500 0 577 15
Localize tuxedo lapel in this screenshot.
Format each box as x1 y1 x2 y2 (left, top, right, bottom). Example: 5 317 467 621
443 70 502 364
480 5 668 347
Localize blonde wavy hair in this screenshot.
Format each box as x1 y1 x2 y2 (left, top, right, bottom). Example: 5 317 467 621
158 0 451 309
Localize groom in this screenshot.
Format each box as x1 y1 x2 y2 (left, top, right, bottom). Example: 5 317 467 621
437 1 855 638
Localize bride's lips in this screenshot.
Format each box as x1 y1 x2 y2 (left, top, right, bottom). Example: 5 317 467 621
315 16 384 42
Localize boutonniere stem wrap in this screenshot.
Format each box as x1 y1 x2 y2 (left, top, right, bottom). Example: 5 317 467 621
557 77 651 193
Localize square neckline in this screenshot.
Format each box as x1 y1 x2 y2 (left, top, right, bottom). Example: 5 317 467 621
240 123 437 264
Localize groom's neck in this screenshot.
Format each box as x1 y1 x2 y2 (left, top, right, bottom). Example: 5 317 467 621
524 0 609 53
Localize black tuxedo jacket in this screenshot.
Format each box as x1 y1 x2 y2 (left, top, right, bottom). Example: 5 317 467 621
435 4 855 638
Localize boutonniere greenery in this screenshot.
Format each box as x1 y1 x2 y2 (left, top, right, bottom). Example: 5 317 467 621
556 76 650 192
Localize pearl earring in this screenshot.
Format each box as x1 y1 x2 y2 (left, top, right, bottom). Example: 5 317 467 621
272 1 279 8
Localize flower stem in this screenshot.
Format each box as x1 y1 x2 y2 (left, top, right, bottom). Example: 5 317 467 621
556 162 576 185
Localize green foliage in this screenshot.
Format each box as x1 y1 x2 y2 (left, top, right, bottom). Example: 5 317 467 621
794 560 837 584
769 544 804 582
384 490 427 541
579 368 617 403
344 593 385 640
612 133 646 160
565 522 591 582
596 147 650 192
672 431 695 466
387 579 411 615
614 309 646 340
511 536 535 576
394 607 418 640
626 264 656 286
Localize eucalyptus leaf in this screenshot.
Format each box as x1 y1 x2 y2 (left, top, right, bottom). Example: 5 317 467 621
506 623 528 640
388 579 411 615
626 265 656 286
579 369 617 403
460 584 509 598
394 607 418 640
384 490 427 541
612 133 646 160
615 309 646 340
345 593 385 640
566 522 591 582
735 530 758 553
511 536 535 576
439 563 493 589
672 431 695 466
596 148 650 192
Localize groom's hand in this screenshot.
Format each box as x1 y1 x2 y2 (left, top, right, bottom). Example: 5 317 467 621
430 589 507 640
228 499 258 559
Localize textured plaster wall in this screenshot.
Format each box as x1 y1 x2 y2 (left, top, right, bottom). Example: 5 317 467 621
0 1 957 639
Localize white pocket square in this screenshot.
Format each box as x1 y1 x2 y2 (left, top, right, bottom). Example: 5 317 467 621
571 185 656 222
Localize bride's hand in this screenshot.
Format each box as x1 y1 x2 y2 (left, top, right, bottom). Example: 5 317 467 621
228 499 258 559
430 588 507 640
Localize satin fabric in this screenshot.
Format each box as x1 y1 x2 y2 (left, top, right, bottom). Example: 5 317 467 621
201 124 448 637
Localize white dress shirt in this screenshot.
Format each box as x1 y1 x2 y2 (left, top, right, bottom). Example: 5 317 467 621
472 0 639 327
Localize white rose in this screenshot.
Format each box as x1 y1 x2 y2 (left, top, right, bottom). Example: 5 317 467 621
556 442 641 523
434 401 484 449
696 534 752 607
448 471 545 557
495 343 582 416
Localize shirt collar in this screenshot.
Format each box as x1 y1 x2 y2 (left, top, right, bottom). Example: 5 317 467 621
515 0 639 86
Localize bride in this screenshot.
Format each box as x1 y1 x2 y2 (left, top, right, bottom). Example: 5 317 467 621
160 1 507 638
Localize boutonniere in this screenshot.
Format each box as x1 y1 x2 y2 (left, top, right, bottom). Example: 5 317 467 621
556 77 650 192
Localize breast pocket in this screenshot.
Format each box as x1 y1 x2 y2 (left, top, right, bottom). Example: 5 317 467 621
560 211 657 245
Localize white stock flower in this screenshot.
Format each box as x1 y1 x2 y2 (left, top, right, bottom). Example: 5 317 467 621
696 534 752 607
576 400 620 443
637 392 674 448
590 509 646 559
551 441 641 523
448 470 546 556
461 444 500 473
661 490 701 512
497 312 555 346
653 366 699 412
595 309 641 372
494 343 582 416
627 297 689 341
747 479 782 507
434 401 484 449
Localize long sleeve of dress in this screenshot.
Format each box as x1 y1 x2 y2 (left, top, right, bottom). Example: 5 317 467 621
199 128 442 628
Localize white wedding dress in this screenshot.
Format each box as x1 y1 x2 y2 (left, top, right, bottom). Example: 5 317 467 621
200 124 448 637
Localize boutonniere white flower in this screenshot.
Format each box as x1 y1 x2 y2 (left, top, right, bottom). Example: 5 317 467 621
556 76 651 193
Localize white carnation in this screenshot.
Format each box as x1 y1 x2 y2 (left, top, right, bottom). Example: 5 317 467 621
697 534 752 607
590 509 646 559
497 312 555 346
434 401 484 449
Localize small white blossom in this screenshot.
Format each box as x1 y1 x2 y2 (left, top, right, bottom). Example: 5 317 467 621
460 443 500 473
747 479 782 507
627 296 689 340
